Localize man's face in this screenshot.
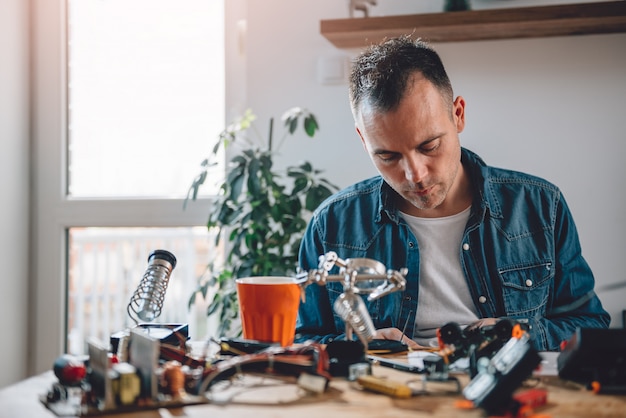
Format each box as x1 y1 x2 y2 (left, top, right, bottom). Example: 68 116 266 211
355 75 466 217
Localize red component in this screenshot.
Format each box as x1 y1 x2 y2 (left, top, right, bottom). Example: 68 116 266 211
108 352 119 365
513 388 548 409
489 389 549 418
53 355 87 386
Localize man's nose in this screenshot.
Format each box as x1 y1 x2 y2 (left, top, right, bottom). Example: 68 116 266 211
403 155 427 183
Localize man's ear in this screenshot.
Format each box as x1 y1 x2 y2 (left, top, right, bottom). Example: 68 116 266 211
453 96 466 133
356 125 367 150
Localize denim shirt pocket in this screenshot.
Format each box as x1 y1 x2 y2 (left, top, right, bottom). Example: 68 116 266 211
498 261 553 317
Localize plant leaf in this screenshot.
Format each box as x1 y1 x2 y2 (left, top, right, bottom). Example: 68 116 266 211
304 114 319 137
207 294 221 316
187 107 339 338
288 116 298 134
292 176 309 195
228 170 245 202
247 156 261 196
305 184 333 211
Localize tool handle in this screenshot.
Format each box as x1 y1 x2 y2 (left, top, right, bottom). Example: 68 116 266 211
357 375 412 398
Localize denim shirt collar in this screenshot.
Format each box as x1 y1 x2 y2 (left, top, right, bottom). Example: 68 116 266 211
377 147 497 225
378 181 401 224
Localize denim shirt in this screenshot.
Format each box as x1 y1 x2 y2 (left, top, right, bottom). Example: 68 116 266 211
295 148 610 351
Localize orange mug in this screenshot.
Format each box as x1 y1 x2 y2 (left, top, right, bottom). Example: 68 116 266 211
235 276 301 347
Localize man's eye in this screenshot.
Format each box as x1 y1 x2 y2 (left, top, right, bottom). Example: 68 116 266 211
378 153 398 162
420 141 440 153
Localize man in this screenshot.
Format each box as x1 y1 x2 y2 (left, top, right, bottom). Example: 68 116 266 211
295 36 610 351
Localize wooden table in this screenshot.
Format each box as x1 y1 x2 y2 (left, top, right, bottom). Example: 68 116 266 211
1 363 625 418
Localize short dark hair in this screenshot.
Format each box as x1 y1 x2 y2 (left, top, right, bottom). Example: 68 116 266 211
349 36 454 118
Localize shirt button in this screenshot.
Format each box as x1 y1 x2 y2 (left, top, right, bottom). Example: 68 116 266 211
478 296 487 304
525 279 533 287
408 242 415 248
462 243 470 251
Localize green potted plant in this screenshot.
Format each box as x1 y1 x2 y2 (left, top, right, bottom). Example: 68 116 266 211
185 107 337 337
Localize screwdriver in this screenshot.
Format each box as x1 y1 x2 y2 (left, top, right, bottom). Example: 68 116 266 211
357 375 413 398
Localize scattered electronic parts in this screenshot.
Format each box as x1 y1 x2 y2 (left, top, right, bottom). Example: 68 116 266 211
437 319 524 377
196 342 332 394
42 337 333 416
462 330 542 416
39 249 567 416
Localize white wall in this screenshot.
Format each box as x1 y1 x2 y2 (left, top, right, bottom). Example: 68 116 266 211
0 0 31 388
241 0 626 326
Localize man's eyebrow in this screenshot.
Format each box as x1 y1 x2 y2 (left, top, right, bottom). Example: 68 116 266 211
372 149 395 154
421 134 444 144
371 135 443 155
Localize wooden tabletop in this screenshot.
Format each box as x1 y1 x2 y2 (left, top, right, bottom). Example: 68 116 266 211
1 365 625 418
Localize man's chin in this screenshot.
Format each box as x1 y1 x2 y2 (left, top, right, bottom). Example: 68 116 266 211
405 200 436 212
404 195 445 212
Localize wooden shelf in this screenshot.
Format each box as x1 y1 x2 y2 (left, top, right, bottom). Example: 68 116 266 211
320 1 626 48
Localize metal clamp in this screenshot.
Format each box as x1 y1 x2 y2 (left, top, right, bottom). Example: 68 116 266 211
296 252 408 347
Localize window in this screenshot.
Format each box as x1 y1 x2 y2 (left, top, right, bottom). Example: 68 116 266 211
67 0 224 198
66 227 216 355
32 0 227 371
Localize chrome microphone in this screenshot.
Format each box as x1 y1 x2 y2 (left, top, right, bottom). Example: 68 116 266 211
127 249 177 324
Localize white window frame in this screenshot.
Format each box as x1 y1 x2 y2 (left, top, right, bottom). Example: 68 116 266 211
30 0 246 374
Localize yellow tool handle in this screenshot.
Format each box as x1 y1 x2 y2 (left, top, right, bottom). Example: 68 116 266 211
357 375 412 398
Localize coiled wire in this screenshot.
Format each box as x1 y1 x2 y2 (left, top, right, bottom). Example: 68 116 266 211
127 249 177 325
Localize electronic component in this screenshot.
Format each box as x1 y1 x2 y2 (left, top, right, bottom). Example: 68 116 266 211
513 388 548 410
326 340 367 377
557 327 626 393
367 355 426 374
366 339 409 354
348 362 372 381
437 319 522 377
218 338 279 355
53 355 87 387
297 373 330 394
463 332 542 416
110 323 189 356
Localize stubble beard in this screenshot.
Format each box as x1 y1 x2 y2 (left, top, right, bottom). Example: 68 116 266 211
403 184 446 211
400 161 460 213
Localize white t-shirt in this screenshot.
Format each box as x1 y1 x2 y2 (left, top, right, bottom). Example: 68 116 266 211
400 206 479 347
